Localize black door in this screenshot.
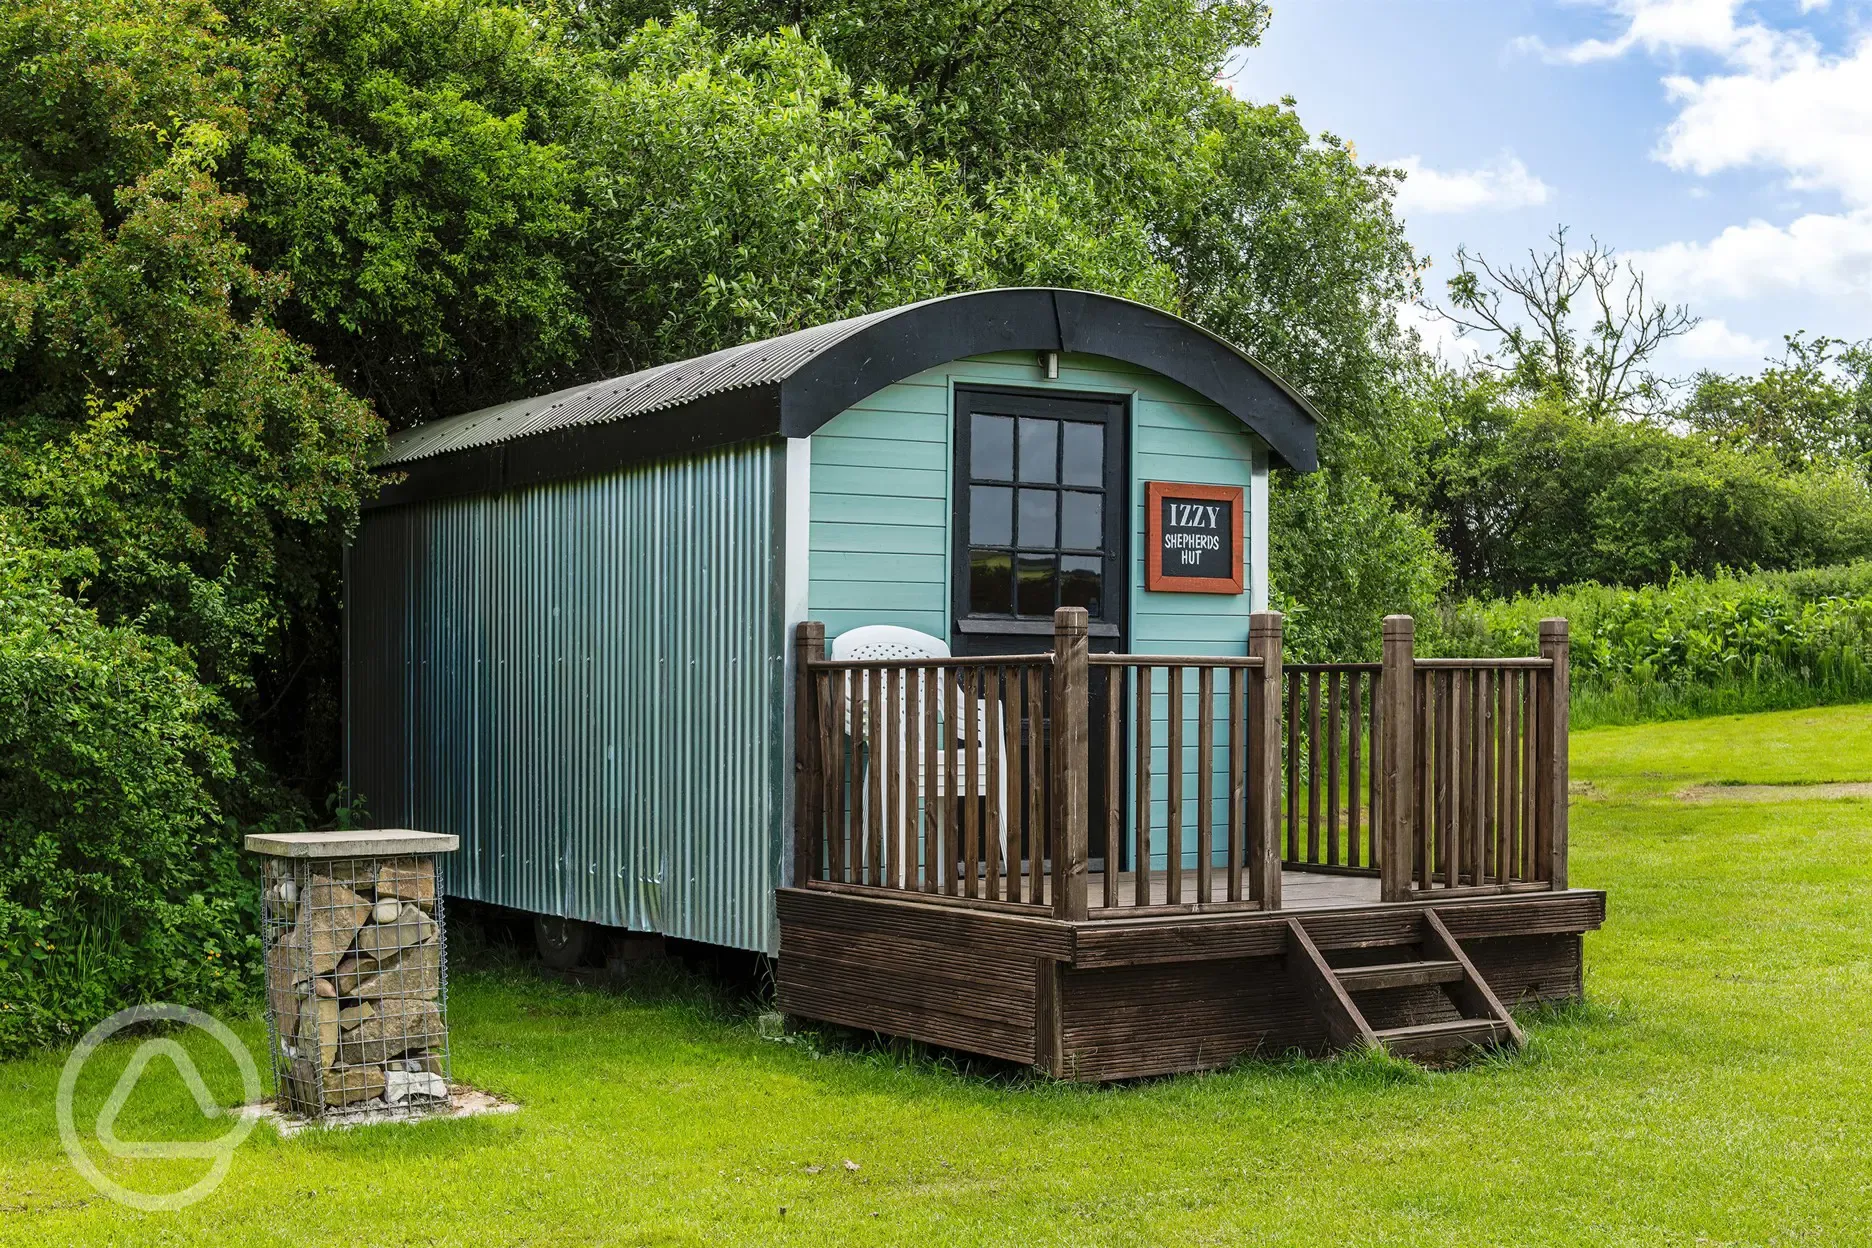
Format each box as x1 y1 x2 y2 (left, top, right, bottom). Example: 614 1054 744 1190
951 387 1127 871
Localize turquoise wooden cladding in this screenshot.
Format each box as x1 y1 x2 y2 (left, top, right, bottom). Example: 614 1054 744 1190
806 351 1267 644
805 350 1269 876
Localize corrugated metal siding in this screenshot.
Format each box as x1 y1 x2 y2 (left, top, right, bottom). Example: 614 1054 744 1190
345 442 786 952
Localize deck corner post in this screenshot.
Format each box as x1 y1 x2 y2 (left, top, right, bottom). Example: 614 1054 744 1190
1247 612 1284 909
1051 607 1091 921
1538 617 1570 890
792 621 827 889
1379 615 1415 902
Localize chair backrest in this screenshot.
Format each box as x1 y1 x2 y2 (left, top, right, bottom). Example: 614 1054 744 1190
829 624 949 663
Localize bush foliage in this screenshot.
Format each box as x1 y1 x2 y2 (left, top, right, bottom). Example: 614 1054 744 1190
1438 564 1872 727
0 520 255 1053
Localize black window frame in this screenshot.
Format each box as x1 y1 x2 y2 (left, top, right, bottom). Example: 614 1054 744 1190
951 385 1128 640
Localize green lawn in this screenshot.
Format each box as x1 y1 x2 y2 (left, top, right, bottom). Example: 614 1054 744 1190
6 705 1872 1245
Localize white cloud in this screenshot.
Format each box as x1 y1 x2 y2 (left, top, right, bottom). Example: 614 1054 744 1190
1392 153 1553 215
1674 316 1772 361
1527 4 1872 306
1630 210 1872 299
1394 300 1488 365
1524 0 1812 69
1658 37 1872 206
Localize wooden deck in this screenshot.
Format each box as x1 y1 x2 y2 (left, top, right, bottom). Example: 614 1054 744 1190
1090 867 1382 911
776 880 1605 1081
781 609 1592 1080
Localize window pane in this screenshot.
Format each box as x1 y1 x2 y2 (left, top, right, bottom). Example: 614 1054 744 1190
1060 490 1102 550
1060 555 1102 616
970 485 1012 546
1018 418 1058 483
1016 553 1058 616
969 548 1012 615
1061 421 1103 486
971 414 1014 480
1017 488 1056 548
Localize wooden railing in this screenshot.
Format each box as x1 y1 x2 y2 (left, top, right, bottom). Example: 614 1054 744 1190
791 623 1059 912
1377 616 1569 901
1088 622 1283 913
792 610 1570 918
1281 663 1384 877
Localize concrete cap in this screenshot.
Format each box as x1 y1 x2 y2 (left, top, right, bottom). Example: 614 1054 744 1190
244 829 459 859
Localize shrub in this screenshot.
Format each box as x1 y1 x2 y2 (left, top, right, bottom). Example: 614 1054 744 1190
1437 565 1872 727
0 521 256 1056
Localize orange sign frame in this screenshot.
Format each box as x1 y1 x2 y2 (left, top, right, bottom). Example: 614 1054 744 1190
1145 480 1245 594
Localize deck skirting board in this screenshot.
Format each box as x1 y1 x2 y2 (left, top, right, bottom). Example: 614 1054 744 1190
774 887 1604 1080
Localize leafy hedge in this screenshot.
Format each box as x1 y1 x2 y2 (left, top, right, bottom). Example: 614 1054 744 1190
0 524 256 1056
1437 563 1872 727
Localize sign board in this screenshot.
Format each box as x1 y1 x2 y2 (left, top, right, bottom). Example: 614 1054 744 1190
1145 481 1244 594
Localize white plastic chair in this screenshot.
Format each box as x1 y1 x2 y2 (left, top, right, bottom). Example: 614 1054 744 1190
829 625 1010 887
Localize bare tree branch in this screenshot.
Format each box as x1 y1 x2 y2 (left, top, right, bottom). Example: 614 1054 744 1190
1430 226 1696 419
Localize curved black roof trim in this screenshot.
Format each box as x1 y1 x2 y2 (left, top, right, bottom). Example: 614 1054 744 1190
371 288 1318 509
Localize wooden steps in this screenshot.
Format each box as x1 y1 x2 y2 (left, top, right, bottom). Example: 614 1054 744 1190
1334 959 1464 991
1284 908 1525 1062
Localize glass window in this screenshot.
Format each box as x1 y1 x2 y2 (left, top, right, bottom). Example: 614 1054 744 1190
1018 418 1058 483
970 485 1012 546
969 548 1011 615
1061 421 1102 487
1060 491 1101 551
971 414 1014 480
1060 555 1102 615
1017 488 1056 549
960 398 1116 622
1016 553 1058 617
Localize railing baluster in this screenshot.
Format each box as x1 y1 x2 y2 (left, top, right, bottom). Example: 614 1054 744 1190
1306 670 1322 865
1446 670 1458 886
1470 670 1485 885
1005 666 1024 904
942 668 958 895
920 670 937 892
1347 671 1363 869
1285 673 1300 862
1227 664 1245 903
816 669 837 883
1027 666 1046 907
1104 667 1121 910
884 666 901 888
1370 670 1384 872
1326 672 1342 867
1521 670 1536 880
1166 665 1184 905
962 666 980 899
1414 669 1430 891
1478 669 1494 883
1135 665 1153 907
985 667 1003 902
866 670 883 886
1197 665 1214 906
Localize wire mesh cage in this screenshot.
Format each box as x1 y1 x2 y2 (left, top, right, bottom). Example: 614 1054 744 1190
256 836 453 1121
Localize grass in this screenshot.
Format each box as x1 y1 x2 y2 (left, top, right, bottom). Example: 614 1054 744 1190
6 705 1872 1244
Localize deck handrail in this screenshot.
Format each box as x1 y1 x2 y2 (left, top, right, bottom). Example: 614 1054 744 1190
1377 615 1570 901
792 610 1570 918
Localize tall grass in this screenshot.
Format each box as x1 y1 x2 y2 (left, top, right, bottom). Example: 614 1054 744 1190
1433 562 1872 728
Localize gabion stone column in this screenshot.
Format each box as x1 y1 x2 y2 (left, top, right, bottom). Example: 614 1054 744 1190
247 829 458 1120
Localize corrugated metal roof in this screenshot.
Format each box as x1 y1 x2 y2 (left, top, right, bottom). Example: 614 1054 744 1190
375 287 1324 476
378 304 901 467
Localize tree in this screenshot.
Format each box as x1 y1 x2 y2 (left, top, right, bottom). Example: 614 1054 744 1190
1437 227 1697 421
0 0 383 787
1682 332 1872 472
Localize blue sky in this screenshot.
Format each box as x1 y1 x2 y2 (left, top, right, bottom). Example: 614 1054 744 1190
1229 0 1872 377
